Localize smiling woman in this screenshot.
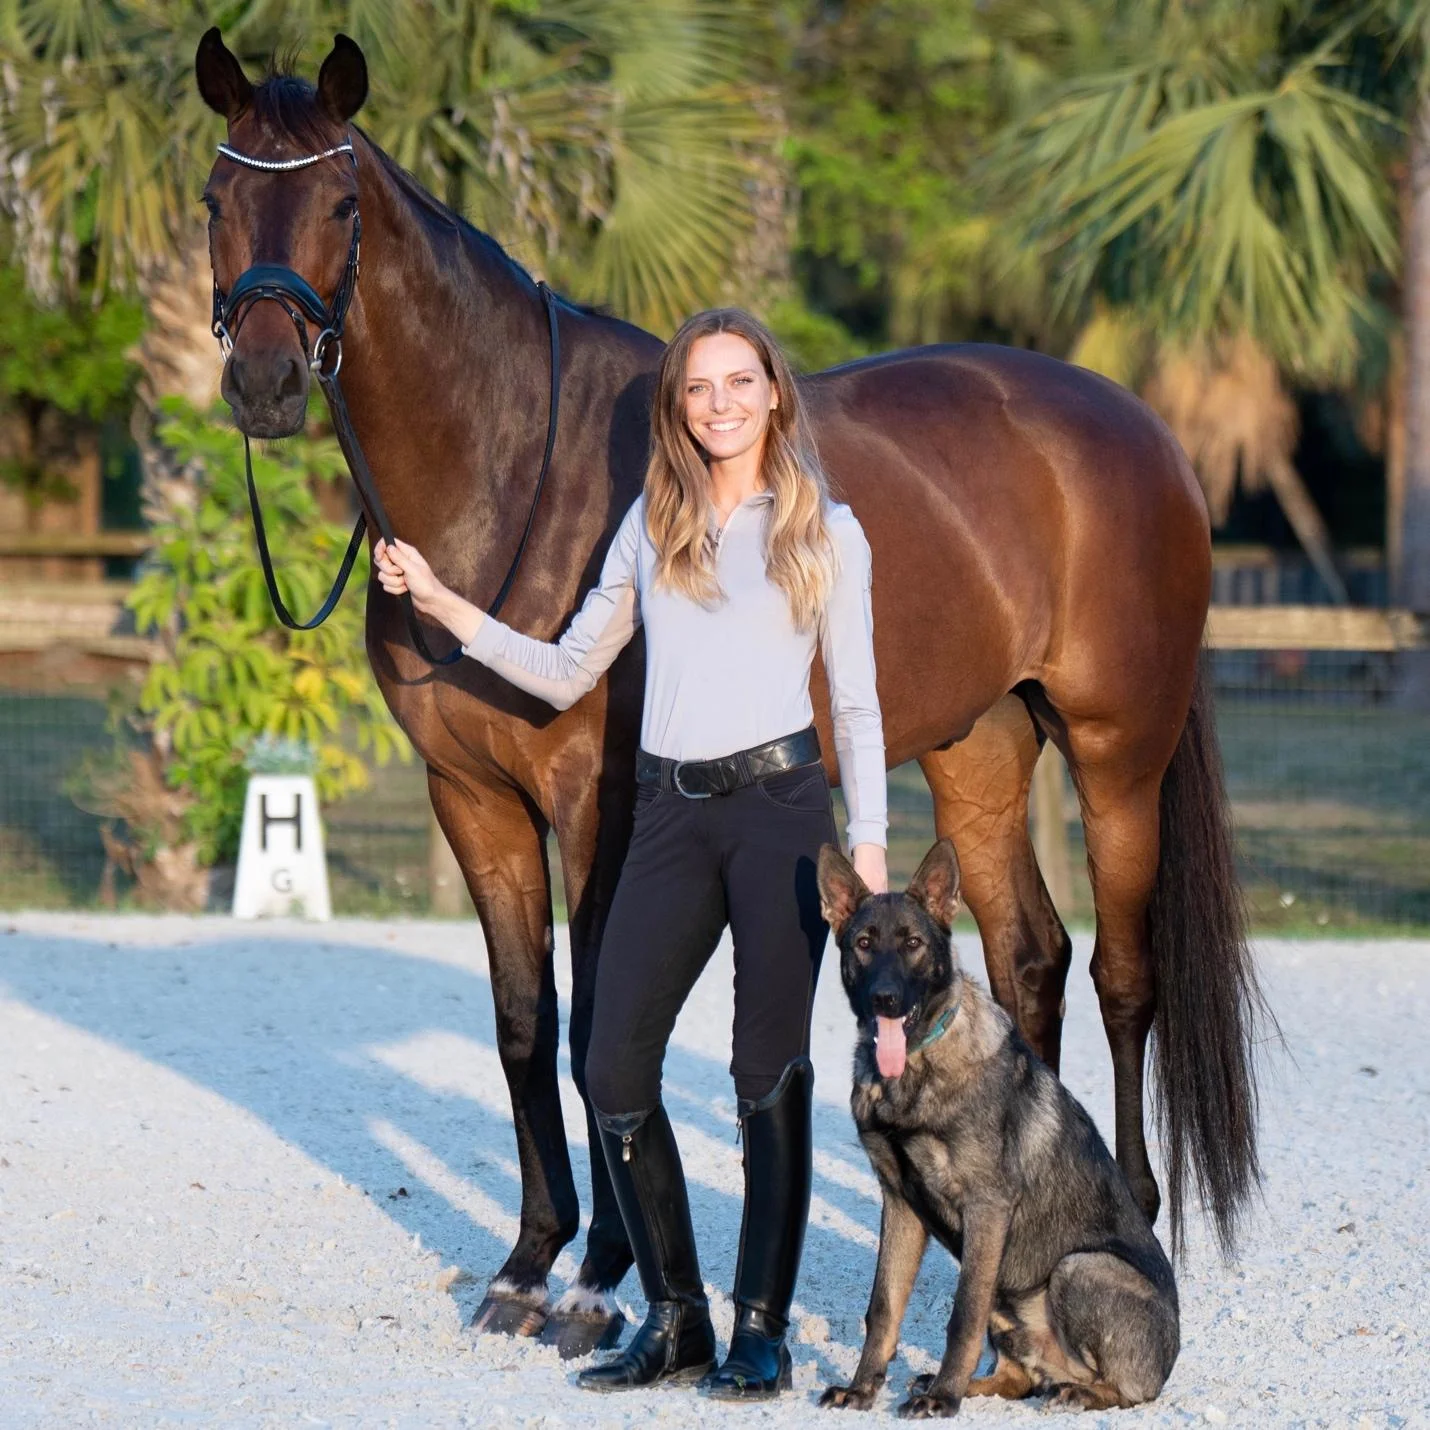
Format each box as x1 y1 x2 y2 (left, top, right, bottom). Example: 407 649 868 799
375 307 888 1400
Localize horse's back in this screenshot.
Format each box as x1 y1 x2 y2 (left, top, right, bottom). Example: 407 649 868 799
802 343 1211 749
807 343 1203 519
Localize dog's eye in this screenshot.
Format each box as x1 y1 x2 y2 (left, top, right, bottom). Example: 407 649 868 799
855 935 872 952
905 935 923 951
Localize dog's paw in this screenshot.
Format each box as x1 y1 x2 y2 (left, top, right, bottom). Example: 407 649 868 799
1045 1385 1118 1413
896 1388 961 1419
820 1382 879 1411
908 1374 934 1396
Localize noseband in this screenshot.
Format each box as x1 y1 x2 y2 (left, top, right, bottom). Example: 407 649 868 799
211 137 560 666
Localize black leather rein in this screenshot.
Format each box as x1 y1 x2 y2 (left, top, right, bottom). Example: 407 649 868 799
211 137 560 667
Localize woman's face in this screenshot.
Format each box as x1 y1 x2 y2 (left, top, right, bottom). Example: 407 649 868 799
683 332 778 467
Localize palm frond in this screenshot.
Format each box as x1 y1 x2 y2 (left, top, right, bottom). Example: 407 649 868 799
0 0 781 335
986 18 1398 376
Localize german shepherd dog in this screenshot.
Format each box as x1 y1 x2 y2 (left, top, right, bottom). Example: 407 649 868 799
816 839 1179 1417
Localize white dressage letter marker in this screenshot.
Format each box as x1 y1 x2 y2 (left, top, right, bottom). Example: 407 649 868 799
232 774 332 920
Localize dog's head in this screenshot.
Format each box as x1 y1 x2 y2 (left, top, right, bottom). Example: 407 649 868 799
817 839 963 1080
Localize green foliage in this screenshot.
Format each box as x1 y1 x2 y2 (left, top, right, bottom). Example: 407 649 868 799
0 0 780 334
0 265 142 418
126 399 408 864
776 0 1060 349
982 0 1406 380
763 294 868 372
0 260 142 503
244 733 319 775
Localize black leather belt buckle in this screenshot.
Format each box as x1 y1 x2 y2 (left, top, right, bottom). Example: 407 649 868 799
672 760 713 799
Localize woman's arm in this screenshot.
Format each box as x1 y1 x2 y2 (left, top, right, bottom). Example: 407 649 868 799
374 501 643 711
820 508 888 893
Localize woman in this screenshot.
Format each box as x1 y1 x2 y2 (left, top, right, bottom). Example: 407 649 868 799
374 308 887 1398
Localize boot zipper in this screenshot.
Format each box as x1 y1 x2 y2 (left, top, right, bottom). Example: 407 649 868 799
622 1133 633 1163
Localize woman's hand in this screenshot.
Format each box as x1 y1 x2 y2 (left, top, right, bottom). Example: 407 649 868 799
373 537 484 646
374 537 444 612
851 842 888 895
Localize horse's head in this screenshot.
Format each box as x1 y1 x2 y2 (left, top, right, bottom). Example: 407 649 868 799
196 29 368 438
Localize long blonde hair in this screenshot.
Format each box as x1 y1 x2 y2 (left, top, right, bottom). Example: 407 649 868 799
643 308 837 633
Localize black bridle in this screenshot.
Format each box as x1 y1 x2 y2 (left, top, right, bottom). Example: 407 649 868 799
211 137 560 666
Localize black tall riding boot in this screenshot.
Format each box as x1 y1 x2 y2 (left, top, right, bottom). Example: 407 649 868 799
577 1104 717 1392
700 1057 813 1399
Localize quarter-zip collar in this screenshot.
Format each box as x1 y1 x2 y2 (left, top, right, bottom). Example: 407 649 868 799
708 488 774 547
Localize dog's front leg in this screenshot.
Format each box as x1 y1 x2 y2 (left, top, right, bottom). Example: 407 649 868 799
897 1201 1010 1419
821 1190 928 1411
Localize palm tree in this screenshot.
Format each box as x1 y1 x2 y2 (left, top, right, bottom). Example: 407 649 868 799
0 0 782 407
981 0 1407 608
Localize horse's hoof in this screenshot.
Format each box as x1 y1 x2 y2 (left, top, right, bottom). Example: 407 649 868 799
470 1286 550 1339
539 1306 626 1358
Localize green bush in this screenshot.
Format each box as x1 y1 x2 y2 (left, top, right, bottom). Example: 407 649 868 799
123 399 409 866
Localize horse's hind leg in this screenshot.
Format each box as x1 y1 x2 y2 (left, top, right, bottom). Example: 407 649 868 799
429 770 576 1339
1058 719 1166 1224
920 694 1073 1070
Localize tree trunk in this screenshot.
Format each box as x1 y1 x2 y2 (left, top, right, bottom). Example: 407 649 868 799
135 230 224 411
1399 95 1430 704
1387 332 1406 598
1262 455 1348 605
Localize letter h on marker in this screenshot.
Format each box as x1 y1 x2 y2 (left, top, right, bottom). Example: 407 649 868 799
260 792 303 852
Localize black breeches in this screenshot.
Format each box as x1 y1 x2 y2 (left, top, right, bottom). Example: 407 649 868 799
584 762 838 1112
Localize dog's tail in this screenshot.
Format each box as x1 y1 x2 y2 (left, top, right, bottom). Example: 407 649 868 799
1148 657 1269 1259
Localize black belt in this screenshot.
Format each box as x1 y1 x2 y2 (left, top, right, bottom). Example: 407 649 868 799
636 727 822 799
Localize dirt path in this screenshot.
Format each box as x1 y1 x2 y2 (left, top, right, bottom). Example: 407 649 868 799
1 914 1425 1427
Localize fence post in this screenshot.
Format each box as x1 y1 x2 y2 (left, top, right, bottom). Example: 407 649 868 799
1030 743 1073 914
428 806 470 917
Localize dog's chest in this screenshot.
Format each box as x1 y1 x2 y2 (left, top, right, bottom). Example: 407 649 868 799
860 1128 973 1250
901 1130 976 1206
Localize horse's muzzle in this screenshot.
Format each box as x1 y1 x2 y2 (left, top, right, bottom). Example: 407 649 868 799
222 349 310 438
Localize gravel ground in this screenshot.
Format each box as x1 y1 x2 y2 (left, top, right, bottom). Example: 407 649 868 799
0 914 1426 1429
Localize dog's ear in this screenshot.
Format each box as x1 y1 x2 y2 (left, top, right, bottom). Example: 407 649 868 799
817 843 871 936
316 33 369 123
907 838 962 929
196 28 254 121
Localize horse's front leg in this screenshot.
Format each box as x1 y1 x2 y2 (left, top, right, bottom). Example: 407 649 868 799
429 768 576 1339
537 770 637 1357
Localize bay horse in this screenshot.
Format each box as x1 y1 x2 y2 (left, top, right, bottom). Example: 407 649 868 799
196 30 1263 1355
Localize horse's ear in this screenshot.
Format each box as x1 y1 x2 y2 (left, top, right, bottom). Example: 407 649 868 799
195 27 253 122
317 34 368 123
907 838 962 930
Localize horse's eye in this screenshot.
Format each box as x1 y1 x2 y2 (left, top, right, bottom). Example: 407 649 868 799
332 196 357 221
202 195 221 221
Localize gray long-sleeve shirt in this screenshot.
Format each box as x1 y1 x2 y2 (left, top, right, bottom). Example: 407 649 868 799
463 492 887 848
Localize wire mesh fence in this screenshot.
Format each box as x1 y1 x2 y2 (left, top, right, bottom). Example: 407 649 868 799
2 653 1427 928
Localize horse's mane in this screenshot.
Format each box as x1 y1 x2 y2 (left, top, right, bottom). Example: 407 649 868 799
246 68 606 318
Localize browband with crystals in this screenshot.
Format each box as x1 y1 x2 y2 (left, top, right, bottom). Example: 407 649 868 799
216 140 354 171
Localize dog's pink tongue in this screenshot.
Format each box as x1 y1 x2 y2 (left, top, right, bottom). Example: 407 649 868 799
875 1017 907 1079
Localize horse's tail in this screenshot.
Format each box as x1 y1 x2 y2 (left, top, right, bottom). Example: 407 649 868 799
1147 656 1269 1259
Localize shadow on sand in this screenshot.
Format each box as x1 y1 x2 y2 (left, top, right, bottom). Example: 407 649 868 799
0 922 966 1389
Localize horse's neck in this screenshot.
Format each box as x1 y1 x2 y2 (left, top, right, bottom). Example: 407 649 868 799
335 144 636 604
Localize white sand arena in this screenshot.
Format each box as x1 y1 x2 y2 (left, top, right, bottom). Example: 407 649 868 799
1 914 1426 1428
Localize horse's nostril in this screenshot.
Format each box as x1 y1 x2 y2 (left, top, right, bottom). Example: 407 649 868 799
277 355 306 401
227 352 252 402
